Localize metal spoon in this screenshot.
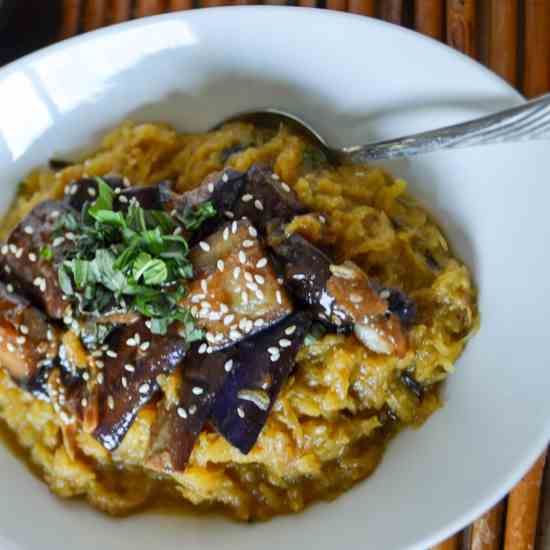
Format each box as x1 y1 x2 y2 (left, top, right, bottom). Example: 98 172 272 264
215 93 550 164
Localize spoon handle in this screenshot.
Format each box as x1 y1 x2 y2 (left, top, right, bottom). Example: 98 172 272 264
342 92 550 162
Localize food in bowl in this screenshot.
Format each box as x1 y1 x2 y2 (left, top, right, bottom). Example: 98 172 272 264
0 121 478 520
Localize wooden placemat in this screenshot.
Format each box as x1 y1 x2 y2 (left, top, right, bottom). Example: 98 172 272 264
4 1 550 548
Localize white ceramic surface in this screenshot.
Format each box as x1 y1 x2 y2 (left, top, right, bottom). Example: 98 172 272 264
0 7 548 550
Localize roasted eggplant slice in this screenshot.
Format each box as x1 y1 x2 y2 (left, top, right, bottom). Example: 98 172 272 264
0 282 59 395
271 233 349 326
0 201 73 319
65 176 125 211
159 169 246 242
272 235 411 356
184 220 292 351
232 165 306 232
210 311 311 454
147 345 237 472
93 320 188 451
115 185 162 211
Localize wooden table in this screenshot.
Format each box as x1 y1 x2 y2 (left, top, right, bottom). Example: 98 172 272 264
2 1 550 548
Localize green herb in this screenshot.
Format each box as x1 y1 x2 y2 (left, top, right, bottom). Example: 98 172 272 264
40 246 53 261
17 181 27 195
55 182 216 337
179 201 217 230
302 147 328 172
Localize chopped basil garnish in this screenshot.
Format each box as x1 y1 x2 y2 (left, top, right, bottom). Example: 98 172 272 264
55 179 213 337
178 201 217 230
40 245 53 261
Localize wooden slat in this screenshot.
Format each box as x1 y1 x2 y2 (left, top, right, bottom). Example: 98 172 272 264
201 0 226 6
60 0 82 38
379 0 403 24
538 453 550 550
327 0 348 11
169 0 193 9
468 500 505 550
297 0 318 6
135 0 166 16
523 0 550 97
83 0 108 31
110 0 132 22
489 0 518 86
348 0 375 16
414 0 444 40
431 533 462 550
446 0 477 57
503 452 547 550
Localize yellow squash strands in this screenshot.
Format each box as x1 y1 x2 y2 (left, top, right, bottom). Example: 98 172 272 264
0 122 478 520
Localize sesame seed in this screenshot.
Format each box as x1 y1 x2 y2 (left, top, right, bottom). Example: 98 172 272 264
207 183 214 193
140 341 150 351
279 338 292 348
191 294 204 304
268 346 279 355
70 185 78 195
294 274 305 280
242 194 253 203
106 350 117 358
206 332 216 343
254 274 265 285
229 329 243 341
224 210 234 219
243 239 254 248
248 226 258 237
177 407 188 419
107 395 115 410
285 325 296 335
7 343 15 352
238 251 246 264
53 236 65 247
91 350 103 358
23 226 34 235
189 405 197 415
231 221 238 234
28 253 37 262
81 398 88 408
379 289 391 300
281 182 291 192
173 226 183 236
223 227 229 241
224 314 235 326
97 373 104 384
256 258 268 268
200 280 208 293
222 173 229 183
254 199 263 211
244 271 253 283
8 244 16 254
0 245 7 255
276 290 282 304
224 359 234 372
82 372 90 381
139 383 150 395
122 376 128 389
96 360 104 369
88 187 96 197
124 364 135 373
118 195 128 204
4 266 10 274
206 346 213 354
233 267 241 280
254 319 265 327
270 351 280 362
350 293 363 304
65 232 76 241
272 174 280 180
126 337 137 346
241 291 249 305
6 284 13 293
198 343 208 354
19 325 28 335
237 407 245 418
246 282 258 293
200 301 211 310
192 386 204 396
199 241 210 252
47 329 54 341
15 248 23 259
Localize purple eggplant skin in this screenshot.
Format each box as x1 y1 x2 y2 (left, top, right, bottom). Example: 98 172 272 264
232 165 307 232
147 345 238 472
65 176 126 211
159 169 246 243
385 288 417 328
0 200 74 319
93 320 188 451
210 311 311 454
115 185 162 211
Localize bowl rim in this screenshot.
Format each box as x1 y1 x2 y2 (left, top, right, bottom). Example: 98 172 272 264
0 8 547 550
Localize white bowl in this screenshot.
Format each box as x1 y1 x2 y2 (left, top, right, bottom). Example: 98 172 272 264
0 7 548 550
